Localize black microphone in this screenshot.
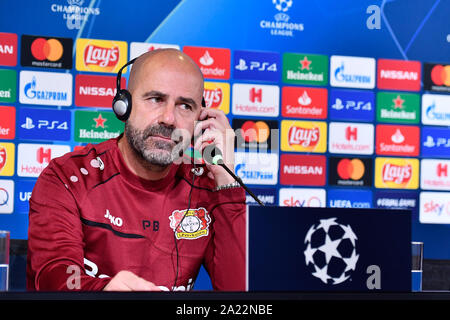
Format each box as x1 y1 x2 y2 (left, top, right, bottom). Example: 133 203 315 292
202 144 265 206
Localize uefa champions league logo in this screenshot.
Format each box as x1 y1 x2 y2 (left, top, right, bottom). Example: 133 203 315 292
272 0 293 12
304 217 359 285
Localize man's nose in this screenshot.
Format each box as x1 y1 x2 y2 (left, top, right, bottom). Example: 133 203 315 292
159 101 176 126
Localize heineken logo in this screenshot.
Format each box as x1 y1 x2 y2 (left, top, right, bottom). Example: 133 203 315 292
376 92 420 124
282 53 328 86
74 110 123 143
0 69 16 103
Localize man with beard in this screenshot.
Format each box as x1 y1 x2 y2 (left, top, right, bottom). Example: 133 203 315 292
27 49 246 291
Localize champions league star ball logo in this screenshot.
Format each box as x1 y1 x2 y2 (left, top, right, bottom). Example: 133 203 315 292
273 0 293 12
304 217 359 285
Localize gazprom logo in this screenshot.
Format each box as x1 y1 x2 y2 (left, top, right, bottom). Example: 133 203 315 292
330 56 375 89
19 70 72 106
422 94 450 126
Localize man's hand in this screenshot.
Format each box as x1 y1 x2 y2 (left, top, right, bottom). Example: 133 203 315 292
193 108 236 187
103 270 161 291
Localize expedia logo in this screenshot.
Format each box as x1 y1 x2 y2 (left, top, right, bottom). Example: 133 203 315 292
76 38 127 73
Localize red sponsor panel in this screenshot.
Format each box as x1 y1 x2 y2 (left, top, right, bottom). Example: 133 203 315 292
75 74 126 108
377 59 421 91
0 106 15 139
0 32 17 66
280 154 326 186
282 86 327 119
376 124 420 156
183 46 230 80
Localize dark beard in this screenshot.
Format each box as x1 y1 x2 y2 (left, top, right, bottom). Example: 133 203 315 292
125 121 177 167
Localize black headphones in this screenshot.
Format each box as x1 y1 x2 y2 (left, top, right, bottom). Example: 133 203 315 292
112 58 137 122
112 57 206 122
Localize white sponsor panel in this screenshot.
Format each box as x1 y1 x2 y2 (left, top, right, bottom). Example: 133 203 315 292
234 152 278 185
328 122 374 155
330 55 375 89
19 71 72 106
420 159 450 190
279 188 326 207
421 94 450 126
0 179 14 214
420 192 450 224
17 143 71 177
232 83 279 117
130 42 180 61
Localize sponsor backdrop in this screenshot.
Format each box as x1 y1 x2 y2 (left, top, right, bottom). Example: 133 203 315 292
0 0 449 268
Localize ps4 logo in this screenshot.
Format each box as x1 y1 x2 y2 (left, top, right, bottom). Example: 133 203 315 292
21 117 69 130
423 136 450 148
332 98 372 111
235 59 277 72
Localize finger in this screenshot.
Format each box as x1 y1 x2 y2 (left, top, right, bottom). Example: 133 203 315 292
193 118 221 137
115 270 161 292
125 274 161 291
199 108 229 122
193 130 223 151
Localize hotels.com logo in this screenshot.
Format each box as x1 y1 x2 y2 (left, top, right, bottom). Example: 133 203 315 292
288 126 319 147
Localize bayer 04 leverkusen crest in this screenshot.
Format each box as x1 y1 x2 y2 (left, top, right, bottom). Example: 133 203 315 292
169 207 211 240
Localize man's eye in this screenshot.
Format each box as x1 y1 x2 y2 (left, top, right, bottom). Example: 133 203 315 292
148 97 163 103
180 104 193 111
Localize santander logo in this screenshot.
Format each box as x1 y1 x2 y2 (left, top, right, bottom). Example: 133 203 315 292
288 126 319 147
382 163 412 185
84 44 119 68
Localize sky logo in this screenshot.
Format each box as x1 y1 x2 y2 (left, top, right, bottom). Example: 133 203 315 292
18 108 71 141
329 89 374 122
328 189 372 208
233 50 280 82
421 126 450 157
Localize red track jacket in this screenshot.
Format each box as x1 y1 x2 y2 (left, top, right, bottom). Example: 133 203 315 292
27 137 246 291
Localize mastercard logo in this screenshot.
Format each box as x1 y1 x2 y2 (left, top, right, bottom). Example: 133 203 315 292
240 121 270 143
431 65 450 86
337 158 365 180
31 38 63 62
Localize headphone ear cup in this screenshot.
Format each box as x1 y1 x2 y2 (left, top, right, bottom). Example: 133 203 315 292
112 89 132 122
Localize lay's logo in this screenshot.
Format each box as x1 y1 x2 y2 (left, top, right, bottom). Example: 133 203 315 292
76 38 127 73
288 126 319 148
375 157 418 189
281 120 327 153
